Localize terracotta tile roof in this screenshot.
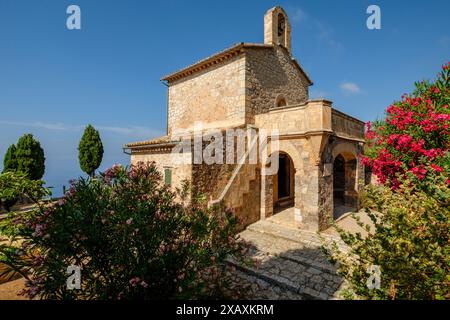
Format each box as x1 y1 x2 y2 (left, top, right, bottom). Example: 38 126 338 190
160 42 313 85
161 43 266 82
125 135 179 148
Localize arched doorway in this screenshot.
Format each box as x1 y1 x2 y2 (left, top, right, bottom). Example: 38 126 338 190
273 152 295 212
333 153 358 220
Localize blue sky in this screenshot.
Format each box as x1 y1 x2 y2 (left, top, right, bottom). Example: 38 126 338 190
0 0 448 196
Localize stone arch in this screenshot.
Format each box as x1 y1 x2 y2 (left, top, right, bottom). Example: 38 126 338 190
260 140 303 225
271 151 295 208
331 142 359 220
332 141 357 161
274 94 288 108
276 140 302 170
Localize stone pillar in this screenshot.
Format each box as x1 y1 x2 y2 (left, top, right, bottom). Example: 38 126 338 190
356 147 365 210
260 172 273 220
301 166 320 231
344 159 358 208
319 162 333 231
294 173 303 226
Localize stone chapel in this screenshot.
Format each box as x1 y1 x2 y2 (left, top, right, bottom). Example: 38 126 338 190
125 6 365 231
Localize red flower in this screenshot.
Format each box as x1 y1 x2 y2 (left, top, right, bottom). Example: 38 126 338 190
411 165 427 180
430 164 443 173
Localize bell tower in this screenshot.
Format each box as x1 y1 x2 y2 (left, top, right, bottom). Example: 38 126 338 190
264 6 292 54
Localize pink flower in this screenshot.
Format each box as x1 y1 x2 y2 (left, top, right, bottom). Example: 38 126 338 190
128 170 138 179
112 163 122 170
32 224 45 237
129 277 141 286
126 218 133 225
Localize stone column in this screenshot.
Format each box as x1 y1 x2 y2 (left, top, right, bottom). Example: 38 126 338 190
301 166 320 231
318 162 333 231
294 173 303 226
260 171 273 220
344 158 358 208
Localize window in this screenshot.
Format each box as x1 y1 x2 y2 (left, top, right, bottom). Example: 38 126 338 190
276 97 287 108
164 168 172 186
277 13 286 47
277 13 286 37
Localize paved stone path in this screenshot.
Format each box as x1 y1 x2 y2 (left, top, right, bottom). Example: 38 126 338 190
228 218 349 300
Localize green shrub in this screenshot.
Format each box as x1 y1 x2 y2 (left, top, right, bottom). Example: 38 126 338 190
324 160 449 300
78 125 104 177
14 134 46 181
2 144 18 173
0 171 49 213
1 162 250 300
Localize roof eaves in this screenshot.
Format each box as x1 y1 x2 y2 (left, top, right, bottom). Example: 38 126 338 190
160 43 273 83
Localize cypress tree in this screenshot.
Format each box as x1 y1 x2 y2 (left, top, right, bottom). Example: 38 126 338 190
15 134 45 180
78 124 104 177
3 144 17 173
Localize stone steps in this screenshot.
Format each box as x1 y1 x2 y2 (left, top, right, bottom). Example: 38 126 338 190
228 221 346 300
226 164 257 209
247 219 347 250
242 229 339 275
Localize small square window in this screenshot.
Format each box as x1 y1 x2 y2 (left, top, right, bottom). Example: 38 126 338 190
164 168 172 186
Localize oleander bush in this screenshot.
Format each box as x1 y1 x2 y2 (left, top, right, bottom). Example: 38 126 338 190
363 62 450 189
324 63 450 300
1 162 250 300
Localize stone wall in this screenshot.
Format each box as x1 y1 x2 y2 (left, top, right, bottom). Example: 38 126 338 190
192 162 236 201
331 109 365 140
245 46 309 120
254 100 332 134
167 55 246 135
167 46 310 135
224 164 261 227
131 151 192 191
